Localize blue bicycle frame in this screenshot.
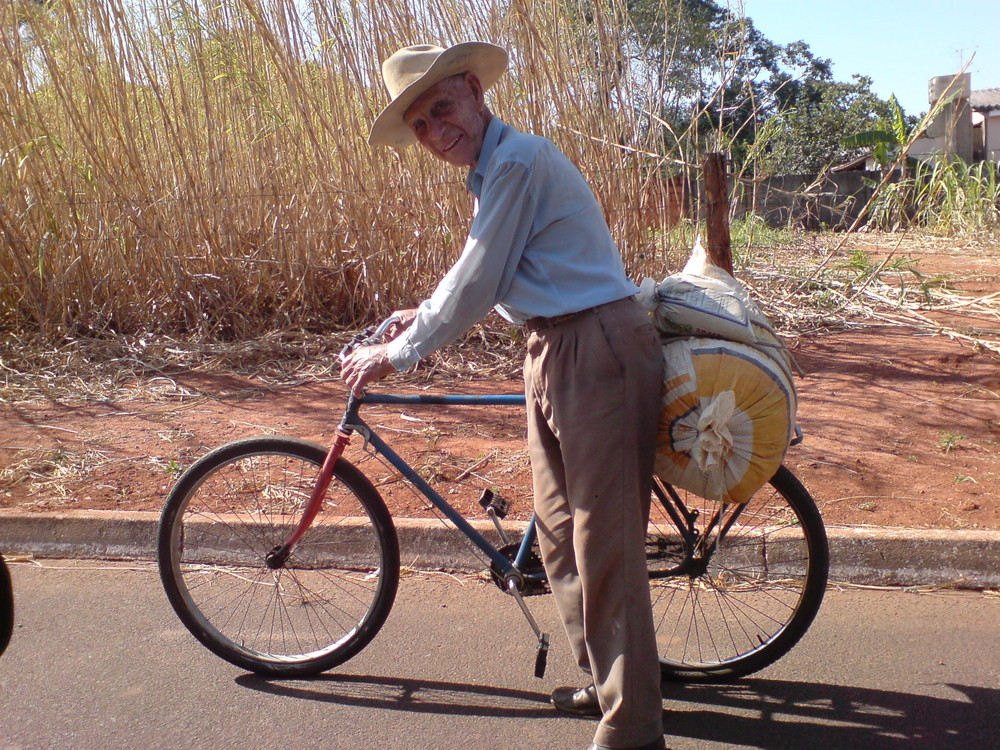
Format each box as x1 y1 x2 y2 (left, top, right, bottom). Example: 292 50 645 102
340 392 544 587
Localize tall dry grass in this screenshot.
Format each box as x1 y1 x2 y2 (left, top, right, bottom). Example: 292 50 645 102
1 0 714 341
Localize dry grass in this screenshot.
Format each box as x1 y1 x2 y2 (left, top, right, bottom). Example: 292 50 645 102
0 447 96 505
3 230 997 405
0 321 525 403
1 0 706 342
2 0 998 402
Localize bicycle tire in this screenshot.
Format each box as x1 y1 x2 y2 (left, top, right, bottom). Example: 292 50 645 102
647 465 828 682
158 436 399 678
0 555 12 657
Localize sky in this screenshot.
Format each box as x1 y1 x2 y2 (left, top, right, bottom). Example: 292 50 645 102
737 0 1000 117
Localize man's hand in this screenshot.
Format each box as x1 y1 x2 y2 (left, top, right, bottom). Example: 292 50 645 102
383 308 418 341
341 343 395 396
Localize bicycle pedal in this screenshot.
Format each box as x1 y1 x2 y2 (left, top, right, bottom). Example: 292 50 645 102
534 633 549 679
478 489 510 519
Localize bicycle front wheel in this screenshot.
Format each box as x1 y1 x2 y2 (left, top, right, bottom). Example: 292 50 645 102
158 436 399 678
0 555 13 657
647 466 828 681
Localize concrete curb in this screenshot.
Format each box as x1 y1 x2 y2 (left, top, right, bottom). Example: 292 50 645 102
1 510 997 589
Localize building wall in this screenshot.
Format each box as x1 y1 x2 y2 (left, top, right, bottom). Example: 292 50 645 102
987 112 1000 162
910 74 1000 165
728 172 884 230
909 135 949 161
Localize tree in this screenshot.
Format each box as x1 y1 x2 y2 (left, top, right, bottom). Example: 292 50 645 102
562 1 837 152
754 76 901 176
558 0 903 176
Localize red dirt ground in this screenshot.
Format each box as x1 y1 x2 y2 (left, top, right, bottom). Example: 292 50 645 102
2 238 999 532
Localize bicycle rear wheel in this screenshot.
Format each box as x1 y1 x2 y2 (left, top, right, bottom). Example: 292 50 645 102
158 436 399 677
647 466 828 681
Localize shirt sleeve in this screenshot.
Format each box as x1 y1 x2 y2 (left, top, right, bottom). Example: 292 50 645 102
386 158 537 370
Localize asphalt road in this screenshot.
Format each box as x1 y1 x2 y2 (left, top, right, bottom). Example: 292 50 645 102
1 561 999 750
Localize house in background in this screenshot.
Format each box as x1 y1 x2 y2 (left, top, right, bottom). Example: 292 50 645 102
909 74 1000 164
971 87 1000 162
749 73 999 229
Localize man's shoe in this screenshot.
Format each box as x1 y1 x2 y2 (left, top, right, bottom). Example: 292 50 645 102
586 737 666 750
550 683 601 717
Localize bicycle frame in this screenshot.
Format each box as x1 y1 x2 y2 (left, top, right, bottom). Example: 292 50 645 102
267 390 543 589
278 317 746 584
267 388 557 674
265 386 741 587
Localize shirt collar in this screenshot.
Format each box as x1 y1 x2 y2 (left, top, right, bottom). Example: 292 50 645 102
466 117 506 199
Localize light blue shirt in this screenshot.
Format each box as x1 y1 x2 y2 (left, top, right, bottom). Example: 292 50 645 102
387 118 638 370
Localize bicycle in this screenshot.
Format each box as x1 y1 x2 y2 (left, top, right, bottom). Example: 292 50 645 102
157 319 828 683
0 553 13 657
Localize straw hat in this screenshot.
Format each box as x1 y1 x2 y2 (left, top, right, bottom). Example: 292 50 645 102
368 42 508 149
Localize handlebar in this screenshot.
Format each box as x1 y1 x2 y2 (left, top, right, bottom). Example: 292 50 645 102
338 315 401 362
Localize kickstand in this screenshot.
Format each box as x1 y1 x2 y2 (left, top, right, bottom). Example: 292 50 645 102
507 579 550 678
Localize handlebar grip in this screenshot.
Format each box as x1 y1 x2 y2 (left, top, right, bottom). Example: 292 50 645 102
372 315 401 341
339 315 403 362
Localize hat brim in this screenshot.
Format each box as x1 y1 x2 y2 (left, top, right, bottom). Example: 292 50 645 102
368 42 508 149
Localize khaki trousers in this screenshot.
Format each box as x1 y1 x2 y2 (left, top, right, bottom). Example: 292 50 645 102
524 297 664 749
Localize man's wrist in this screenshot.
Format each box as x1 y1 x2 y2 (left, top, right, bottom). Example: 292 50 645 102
386 335 420 370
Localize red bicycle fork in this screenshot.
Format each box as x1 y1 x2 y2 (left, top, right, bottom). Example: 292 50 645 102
264 429 352 569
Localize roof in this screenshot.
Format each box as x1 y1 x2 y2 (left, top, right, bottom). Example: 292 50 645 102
971 88 1000 112
831 154 871 173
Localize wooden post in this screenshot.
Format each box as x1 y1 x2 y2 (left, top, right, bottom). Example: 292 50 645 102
702 152 734 275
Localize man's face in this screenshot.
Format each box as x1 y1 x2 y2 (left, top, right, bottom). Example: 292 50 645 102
404 73 488 168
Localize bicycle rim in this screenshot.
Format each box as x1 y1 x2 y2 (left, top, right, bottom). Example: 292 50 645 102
158 437 399 677
648 467 828 681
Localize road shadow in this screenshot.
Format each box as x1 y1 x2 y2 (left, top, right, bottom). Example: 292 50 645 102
238 673 1000 748
235 672 559 719
663 678 999 749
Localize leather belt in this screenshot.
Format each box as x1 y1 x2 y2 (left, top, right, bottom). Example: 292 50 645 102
524 298 635 333
524 309 590 332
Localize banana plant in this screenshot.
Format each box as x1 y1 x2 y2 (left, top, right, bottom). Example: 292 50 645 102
841 95 912 173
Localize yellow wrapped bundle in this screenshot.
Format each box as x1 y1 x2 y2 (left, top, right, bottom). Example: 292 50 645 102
655 337 797 504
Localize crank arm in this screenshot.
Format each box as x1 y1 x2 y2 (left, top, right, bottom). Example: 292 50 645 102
507 578 550 678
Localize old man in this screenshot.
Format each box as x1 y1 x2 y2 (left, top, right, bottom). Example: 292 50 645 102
341 42 665 750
